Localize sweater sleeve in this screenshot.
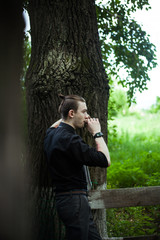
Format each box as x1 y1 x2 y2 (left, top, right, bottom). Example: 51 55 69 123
69 134 108 168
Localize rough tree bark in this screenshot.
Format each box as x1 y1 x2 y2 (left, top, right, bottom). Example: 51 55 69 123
26 0 109 239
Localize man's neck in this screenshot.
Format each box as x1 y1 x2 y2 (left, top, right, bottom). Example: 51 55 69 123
62 120 76 129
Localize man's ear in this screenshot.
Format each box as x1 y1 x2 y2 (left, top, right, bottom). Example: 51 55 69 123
68 109 74 118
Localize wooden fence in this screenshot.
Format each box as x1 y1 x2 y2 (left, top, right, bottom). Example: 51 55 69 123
89 186 160 240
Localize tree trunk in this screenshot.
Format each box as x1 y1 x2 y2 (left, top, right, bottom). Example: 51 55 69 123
26 0 109 239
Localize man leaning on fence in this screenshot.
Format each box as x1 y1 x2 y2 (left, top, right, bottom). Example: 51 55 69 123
44 94 111 240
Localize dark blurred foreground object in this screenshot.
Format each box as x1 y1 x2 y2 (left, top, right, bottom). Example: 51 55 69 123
0 1 30 240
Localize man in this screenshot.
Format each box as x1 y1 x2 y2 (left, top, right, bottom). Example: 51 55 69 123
44 94 111 240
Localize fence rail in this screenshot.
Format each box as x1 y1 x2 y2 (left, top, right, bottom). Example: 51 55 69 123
89 186 160 209
103 236 160 240
89 186 160 240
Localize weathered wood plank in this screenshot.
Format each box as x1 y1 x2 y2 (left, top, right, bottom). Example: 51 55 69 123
103 235 160 240
89 186 160 209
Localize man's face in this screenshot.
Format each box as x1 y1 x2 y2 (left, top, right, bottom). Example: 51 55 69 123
72 101 89 128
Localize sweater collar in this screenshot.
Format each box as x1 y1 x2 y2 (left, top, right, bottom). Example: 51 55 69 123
59 122 75 134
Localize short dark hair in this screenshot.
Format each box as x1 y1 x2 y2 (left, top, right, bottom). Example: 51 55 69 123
58 94 85 120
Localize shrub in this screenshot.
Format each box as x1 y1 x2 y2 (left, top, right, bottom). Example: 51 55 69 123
107 160 148 188
107 206 160 237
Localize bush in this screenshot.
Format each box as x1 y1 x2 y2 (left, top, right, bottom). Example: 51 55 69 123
107 160 148 188
108 88 129 118
107 206 160 237
107 152 160 189
149 96 160 113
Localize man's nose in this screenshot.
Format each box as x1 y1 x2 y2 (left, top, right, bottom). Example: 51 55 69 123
85 113 90 119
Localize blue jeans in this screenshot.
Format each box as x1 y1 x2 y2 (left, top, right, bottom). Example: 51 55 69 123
55 193 102 240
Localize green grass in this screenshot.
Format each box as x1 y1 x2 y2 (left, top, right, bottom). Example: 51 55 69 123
108 112 160 164
114 112 160 136
106 111 160 237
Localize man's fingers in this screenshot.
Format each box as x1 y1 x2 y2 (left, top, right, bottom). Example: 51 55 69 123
92 118 98 121
87 117 99 123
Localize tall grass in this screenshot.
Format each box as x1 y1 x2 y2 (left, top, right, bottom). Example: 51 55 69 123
106 111 160 237
108 111 160 164
114 112 160 136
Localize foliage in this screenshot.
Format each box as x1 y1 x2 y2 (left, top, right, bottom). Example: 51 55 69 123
108 87 129 118
96 0 157 102
108 113 160 188
107 153 160 188
107 112 160 237
107 206 160 237
149 96 160 114
21 33 31 139
21 33 31 83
